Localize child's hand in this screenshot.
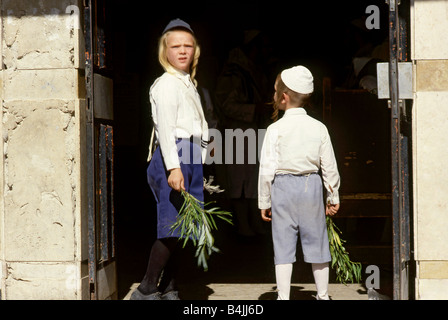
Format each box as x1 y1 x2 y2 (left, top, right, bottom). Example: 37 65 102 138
326 203 340 216
261 208 272 222
168 168 185 192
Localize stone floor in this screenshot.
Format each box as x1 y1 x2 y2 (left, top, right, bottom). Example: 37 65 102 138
119 222 375 301
123 282 367 300
116 196 392 301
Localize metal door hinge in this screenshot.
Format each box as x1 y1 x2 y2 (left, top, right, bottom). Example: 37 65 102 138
377 62 413 100
386 0 401 10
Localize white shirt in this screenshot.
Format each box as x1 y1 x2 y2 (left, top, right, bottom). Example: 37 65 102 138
149 70 209 170
258 108 340 209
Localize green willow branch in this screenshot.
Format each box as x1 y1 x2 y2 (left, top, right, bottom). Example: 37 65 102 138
326 216 362 284
169 190 233 271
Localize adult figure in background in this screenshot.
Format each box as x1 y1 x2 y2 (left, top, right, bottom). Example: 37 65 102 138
215 30 273 238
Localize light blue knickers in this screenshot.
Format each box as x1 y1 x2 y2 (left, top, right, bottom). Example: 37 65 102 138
271 173 331 265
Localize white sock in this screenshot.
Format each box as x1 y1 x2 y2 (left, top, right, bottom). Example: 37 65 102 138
275 264 292 300
312 262 330 300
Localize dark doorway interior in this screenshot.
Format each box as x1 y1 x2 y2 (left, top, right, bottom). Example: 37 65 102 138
107 1 393 299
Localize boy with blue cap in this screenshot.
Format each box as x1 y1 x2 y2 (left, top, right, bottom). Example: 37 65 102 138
131 18 208 300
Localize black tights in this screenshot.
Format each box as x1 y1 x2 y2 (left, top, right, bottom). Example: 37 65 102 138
137 238 179 295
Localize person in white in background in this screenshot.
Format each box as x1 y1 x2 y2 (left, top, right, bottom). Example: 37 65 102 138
258 66 340 300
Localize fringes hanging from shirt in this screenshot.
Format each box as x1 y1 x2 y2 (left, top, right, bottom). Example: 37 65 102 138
203 175 225 195
304 173 311 192
201 138 208 149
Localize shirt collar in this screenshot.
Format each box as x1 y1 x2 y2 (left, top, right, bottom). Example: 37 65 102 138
172 69 193 88
284 107 307 116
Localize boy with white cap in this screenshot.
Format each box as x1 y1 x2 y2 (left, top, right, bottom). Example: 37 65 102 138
258 66 340 300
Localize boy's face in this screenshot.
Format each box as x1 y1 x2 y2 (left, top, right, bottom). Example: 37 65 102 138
166 30 195 73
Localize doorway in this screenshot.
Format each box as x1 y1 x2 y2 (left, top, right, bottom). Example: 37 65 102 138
101 0 397 299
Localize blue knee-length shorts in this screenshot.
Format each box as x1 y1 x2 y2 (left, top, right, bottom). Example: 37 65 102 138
271 173 331 264
147 139 204 239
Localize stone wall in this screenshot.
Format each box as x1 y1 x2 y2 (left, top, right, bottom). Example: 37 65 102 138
411 0 448 300
0 0 87 299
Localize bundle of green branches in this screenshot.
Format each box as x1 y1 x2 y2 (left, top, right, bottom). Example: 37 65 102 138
169 190 233 271
326 216 362 284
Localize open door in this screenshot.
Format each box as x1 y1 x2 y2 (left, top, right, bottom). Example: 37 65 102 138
322 0 413 300
84 0 117 300
386 0 413 300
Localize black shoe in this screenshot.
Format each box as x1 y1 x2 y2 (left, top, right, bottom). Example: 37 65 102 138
130 288 162 300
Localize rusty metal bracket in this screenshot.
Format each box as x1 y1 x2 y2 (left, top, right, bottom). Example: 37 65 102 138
84 0 98 300
388 0 413 300
377 62 413 100
386 0 401 11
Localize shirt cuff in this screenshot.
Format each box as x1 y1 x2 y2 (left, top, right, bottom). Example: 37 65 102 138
327 191 340 205
164 151 181 171
258 196 271 210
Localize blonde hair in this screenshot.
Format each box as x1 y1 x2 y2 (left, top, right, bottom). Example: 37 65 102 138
158 30 201 86
271 73 312 122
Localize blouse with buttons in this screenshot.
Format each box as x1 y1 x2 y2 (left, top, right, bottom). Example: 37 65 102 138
149 70 209 171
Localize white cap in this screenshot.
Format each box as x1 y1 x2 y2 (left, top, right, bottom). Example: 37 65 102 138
280 66 314 94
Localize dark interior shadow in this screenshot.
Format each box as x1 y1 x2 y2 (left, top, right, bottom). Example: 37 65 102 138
112 0 394 301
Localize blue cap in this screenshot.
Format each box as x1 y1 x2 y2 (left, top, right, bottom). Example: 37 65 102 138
162 18 194 34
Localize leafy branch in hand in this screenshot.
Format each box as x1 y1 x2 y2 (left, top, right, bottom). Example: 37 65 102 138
170 190 233 271
327 216 362 284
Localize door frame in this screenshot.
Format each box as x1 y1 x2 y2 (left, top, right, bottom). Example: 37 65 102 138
387 0 414 300
84 0 116 300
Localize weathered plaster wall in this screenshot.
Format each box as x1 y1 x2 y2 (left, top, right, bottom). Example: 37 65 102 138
0 0 86 299
411 0 448 300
